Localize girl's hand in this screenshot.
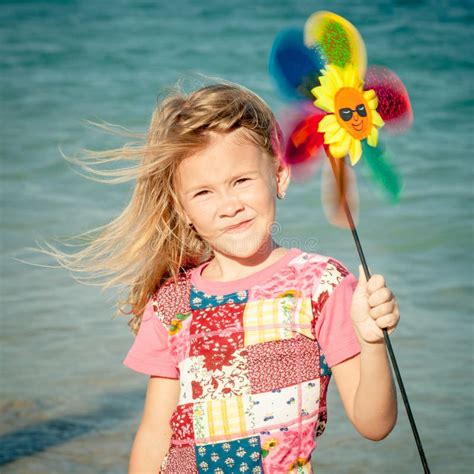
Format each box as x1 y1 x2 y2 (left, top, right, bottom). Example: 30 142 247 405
350 265 400 345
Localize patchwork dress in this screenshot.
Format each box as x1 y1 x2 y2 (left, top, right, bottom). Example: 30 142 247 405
124 247 361 473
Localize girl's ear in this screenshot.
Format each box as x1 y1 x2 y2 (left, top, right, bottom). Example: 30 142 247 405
276 160 291 197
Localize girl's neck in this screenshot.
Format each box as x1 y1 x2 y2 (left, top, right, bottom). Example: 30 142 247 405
202 240 288 283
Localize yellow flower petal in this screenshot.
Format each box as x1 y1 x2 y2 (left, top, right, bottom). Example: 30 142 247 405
329 132 351 158
349 138 362 165
318 113 338 133
344 66 361 89
363 89 376 101
368 97 378 110
343 67 352 86
325 126 346 144
348 138 356 163
314 94 335 113
311 83 335 112
367 126 379 147
371 109 385 128
325 122 341 135
318 75 338 97
327 65 344 89
364 89 378 110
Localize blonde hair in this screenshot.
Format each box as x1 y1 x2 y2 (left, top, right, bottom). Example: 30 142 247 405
41 82 282 333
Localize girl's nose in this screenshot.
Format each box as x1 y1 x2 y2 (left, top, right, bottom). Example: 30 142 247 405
217 193 245 218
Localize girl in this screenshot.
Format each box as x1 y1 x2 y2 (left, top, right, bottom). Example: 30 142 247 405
52 82 399 473
121 84 399 473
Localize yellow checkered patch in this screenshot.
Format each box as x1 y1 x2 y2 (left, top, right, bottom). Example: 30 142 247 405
243 294 314 345
194 396 252 441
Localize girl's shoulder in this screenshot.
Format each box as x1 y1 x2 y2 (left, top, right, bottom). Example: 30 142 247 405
150 269 194 325
289 249 351 281
282 249 353 301
287 251 355 320
242 248 353 301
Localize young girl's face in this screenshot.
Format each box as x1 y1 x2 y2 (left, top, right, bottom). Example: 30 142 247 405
176 129 289 259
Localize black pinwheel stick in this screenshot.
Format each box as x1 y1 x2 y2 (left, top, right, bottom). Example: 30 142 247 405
327 154 430 474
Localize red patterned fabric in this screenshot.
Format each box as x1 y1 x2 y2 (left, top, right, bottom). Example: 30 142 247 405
190 303 245 334
190 331 244 371
160 445 198 474
153 273 193 325
247 334 320 394
170 402 195 442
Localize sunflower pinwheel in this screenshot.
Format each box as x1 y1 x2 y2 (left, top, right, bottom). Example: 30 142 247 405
269 13 430 473
313 63 384 165
269 11 413 210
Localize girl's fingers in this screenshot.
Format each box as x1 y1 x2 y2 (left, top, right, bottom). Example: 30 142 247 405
369 300 396 319
372 326 385 340
380 322 398 336
367 274 385 293
374 313 399 330
368 287 393 307
386 323 399 335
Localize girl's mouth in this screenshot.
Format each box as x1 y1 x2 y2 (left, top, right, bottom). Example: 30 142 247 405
225 219 253 233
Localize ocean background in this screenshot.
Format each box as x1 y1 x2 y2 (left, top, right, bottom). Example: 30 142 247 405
1 0 472 472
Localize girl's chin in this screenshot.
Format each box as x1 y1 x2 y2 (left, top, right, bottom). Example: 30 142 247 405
212 236 274 258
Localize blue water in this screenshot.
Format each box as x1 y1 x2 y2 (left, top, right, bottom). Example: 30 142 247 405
1 0 472 472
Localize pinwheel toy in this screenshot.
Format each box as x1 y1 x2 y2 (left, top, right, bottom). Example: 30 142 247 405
269 11 429 473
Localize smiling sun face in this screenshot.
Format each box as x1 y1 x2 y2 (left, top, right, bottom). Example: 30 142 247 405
311 64 384 165
335 87 371 139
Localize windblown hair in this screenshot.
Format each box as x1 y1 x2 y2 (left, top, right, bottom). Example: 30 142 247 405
42 82 282 333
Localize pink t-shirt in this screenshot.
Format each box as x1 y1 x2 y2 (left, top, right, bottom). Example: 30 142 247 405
124 248 361 473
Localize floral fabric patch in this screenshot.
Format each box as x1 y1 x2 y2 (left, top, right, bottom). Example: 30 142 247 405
190 303 245 335
168 311 194 364
170 402 195 442
259 422 316 474
179 348 251 403
153 273 193 325
190 287 248 310
300 378 321 418
189 331 245 372
194 436 263 474
320 352 331 376
250 385 299 428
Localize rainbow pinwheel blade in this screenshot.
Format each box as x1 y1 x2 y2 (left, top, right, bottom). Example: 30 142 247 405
269 28 326 100
365 66 413 132
304 11 367 79
282 103 326 165
279 103 326 182
362 140 403 203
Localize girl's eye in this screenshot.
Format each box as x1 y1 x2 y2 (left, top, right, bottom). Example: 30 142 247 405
194 179 249 197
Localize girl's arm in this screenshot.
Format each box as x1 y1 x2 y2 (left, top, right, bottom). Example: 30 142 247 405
331 267 399 441
331 345 397 441
129 375 180 474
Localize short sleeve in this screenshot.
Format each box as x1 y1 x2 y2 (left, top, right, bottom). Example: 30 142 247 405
123 298 179 378
315 272 361 367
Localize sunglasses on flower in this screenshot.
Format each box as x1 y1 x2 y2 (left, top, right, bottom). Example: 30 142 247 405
338 104 368 121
